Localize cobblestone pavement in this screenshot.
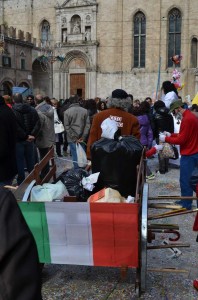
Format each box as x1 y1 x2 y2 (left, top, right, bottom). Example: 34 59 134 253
42 156 198 300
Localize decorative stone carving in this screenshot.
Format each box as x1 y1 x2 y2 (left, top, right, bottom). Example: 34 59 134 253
61 17 67 26
71 15 81 34
61 0 96 8
85 27 91 41
86 15 91 24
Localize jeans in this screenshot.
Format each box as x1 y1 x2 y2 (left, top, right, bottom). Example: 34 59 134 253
180 153 198 209
69 142 86 169
16 141 35 185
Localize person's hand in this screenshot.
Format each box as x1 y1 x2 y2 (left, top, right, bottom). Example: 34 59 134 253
159 133 166 143
164 131 171 137
76 138 83 143
27 135 35 142
154 144 164 151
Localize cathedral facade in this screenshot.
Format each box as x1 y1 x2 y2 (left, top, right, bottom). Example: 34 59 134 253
0 0 198 100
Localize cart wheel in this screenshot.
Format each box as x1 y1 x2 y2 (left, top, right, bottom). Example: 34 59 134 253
140 183 148 293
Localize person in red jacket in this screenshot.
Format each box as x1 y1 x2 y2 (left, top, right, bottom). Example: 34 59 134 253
159 100 198 210
87 89 140 159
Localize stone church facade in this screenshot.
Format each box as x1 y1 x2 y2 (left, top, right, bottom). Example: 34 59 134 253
0 0 198 100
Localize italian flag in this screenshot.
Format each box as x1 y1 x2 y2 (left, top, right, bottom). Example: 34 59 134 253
19 202 139 267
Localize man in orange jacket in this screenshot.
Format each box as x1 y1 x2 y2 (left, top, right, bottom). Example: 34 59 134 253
87 89 140 159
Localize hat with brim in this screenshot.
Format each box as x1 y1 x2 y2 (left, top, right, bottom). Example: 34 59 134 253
169 100 183 112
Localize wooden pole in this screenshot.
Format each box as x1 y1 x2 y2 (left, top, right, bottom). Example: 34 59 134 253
149 196 198 200
148 208 198 220
148 268 188 273
147 243 190 250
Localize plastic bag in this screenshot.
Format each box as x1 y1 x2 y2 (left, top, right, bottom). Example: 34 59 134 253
161 143 179 160
54 120 64 134
76 143 88 168
30 180 69 202
101 118 118 139
58 169 91 202
91 136 143 197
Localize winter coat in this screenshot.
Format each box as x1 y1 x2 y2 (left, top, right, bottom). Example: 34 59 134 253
137 114 153 148
87 108 140 159
0 188 42 300
0 98 17 181
64 103 90 143
153 107 174 142
12 103 41 142
36 101 55 149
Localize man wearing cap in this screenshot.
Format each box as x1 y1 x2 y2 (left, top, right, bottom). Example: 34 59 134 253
159 100 198 210
87 89 140 159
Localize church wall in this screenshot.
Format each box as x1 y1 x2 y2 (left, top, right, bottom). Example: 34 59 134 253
1 0 198 100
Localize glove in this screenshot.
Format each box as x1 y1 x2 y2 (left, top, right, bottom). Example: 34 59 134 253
154 144 164 151
164 131 171 137
159 133 166 143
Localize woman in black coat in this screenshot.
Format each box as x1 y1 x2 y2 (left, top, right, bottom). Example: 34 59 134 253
153 100 174 174
0 96 17 186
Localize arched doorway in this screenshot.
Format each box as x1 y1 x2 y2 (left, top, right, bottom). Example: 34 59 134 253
57 50 96 100
0 80 13 96
32 58 52 96
69 58 86 98
18 82 30 88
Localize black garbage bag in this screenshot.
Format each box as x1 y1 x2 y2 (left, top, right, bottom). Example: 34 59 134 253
58 168 91 202
91 136 143 197
190 166 198 192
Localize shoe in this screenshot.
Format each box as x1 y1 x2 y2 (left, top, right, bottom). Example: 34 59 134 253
175 200 191 210
159 170 166 174
193 279 198 291
146 173 155 180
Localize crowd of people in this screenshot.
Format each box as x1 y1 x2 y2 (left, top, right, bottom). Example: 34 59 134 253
1 81 198 296
1 82 198 196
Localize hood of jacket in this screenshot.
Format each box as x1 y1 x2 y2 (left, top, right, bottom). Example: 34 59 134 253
137 114 149 126
155 106 170 116
36 101 54 118
12 103 32 114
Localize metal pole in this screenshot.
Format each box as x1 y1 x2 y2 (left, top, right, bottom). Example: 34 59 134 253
156 57 161 99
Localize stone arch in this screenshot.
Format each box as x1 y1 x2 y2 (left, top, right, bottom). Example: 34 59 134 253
61 50 91 72
32 58 51 96
167 6 183 18
131 8 147 21
0 78 14 96
18 80 31 88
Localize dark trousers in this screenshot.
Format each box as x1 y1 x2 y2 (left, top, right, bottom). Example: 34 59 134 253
16 141 35 185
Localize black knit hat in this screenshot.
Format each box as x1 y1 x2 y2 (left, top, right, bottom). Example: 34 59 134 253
154 100 165 111
112 89 128 99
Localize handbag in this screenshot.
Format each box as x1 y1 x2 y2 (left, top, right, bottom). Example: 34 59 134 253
54 120 64 134
161 143 179 160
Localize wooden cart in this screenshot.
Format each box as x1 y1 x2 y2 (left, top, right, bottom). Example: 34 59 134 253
13 147 188 297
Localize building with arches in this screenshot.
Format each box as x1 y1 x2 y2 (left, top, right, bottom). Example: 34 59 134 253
0 0 198 100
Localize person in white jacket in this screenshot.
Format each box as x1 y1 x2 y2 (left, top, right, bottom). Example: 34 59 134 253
161 81 178 109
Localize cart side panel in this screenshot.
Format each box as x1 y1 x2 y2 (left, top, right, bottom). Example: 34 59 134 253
90 203 139 268
19 202 139 268
18 202 51 263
